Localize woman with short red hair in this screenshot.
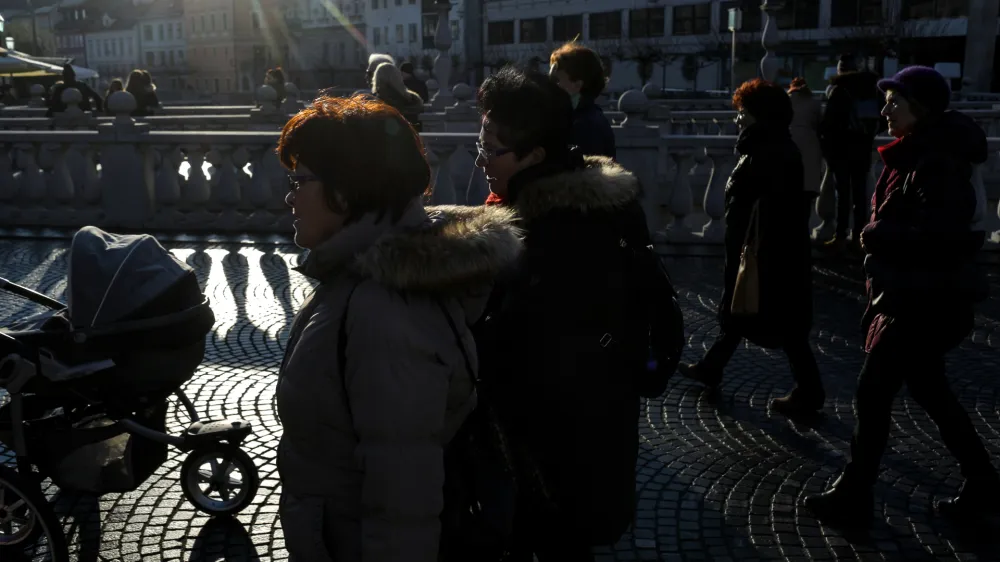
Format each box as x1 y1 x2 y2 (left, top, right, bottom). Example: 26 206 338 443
274 95 522 562
679 79 824 416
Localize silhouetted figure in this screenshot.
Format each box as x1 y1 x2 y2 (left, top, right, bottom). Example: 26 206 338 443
548 41 616 159
264 67 286 109
372 62 424 131
46 64 102 115
399 61 429 103
125 69 160 116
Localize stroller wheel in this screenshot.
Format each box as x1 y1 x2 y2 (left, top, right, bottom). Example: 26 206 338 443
0 466 68 561
181 445 260 516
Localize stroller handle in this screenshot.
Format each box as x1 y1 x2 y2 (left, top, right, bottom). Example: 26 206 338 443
0 277 67 311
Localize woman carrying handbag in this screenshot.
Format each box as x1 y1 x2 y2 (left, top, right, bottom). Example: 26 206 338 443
679 78 825 416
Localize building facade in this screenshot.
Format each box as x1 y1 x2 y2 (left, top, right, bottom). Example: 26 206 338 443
482 0 1000 92
4 4 60 57
83 11 139 83
182 0 238 97
365 0 464 81
135 0 187 95
52 0 89 66
274 0 367 90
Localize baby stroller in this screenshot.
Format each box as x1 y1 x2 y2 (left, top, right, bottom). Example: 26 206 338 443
0 226 259 561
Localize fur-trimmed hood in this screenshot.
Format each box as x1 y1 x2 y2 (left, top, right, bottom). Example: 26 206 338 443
511 155 640 220
298 200 522 295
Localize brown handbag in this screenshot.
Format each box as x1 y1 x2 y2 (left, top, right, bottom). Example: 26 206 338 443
731 202 761 316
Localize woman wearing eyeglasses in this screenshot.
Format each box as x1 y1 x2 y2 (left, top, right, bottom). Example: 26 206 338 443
472 66 650 561
275 95 522 562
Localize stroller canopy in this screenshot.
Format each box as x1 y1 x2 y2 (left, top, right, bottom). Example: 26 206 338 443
68 226 194 328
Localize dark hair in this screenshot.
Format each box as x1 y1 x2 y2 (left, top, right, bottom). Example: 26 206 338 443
549 41 607 99
399 61 414 74
732 78 793 126
477 65 573 159
787 76 811 96
277 95 430 223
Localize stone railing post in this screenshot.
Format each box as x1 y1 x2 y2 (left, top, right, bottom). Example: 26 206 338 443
99 91 154 229
430 0 454 109
701 146 737 242
52 88 92 129
812 164 836 241
29 84 46 108
615 90 667 234
760 1 783 82
426 79 440 102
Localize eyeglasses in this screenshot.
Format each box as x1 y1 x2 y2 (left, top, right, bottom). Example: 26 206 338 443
475 141 512 163
287 174 320 192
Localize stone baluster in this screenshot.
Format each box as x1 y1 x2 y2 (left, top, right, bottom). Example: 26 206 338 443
665 149 696 241
251 85 281 122
760 1 782 82
428 142 458 205
281 82 300 114
616 91 667 234
29 84 46 108
46 143 75 204
207 146 241 209
812 164 836 241
430 0 454 109
182 145 210 206
618 90 648 128
154 145 184 206
99 91 154 229
0 142 16 202
244 146 273 209
15 143 46 203
78 145 100 205
426 79 440 102
701 147 737 242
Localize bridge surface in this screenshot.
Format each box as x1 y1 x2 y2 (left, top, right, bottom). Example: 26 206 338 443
1 237 999 562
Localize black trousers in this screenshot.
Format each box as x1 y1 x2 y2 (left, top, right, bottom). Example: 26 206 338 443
843 336 996 487
506 499 595 562
701 331 822 394
830 147 873 240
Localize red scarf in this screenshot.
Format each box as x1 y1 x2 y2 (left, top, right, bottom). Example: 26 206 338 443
484 192 505 206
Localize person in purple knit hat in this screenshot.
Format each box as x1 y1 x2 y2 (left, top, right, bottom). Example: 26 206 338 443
804 66 995 526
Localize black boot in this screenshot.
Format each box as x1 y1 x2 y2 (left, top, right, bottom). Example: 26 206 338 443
678 362 723 388
770 386 825 416
803 474 874 528
936 474 1000 518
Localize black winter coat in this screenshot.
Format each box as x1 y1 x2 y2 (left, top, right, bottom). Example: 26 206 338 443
720 122 813 348
861 110 988 354
571 99 616 159
819 71 882 162
474 153 645 546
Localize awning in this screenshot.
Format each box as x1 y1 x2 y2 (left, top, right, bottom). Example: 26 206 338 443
0 51 65 74
11 64 99 79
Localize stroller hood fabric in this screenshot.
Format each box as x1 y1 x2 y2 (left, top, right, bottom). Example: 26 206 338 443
68 226 195 328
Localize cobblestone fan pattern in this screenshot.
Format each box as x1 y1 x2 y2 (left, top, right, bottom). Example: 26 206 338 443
1 239 999 561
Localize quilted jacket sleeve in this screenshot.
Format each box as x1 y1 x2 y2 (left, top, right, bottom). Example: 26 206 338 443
342 282 450 562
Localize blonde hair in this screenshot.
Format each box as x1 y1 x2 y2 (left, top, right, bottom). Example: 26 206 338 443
372 61 407 97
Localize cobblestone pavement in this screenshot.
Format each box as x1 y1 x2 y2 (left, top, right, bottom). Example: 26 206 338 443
1 238 999 562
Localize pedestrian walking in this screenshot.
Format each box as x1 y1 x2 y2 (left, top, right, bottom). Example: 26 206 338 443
679 78 824 416
804 66 996 526
548 41 616 159
788 77 824 200
274 94 522 562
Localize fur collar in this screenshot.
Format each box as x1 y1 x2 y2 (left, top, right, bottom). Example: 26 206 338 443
345 204 522 294
512 156 639 220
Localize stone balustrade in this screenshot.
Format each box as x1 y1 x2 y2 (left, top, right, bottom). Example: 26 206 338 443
0 89 997 248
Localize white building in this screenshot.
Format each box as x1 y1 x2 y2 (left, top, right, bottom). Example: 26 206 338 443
482 0 999 93
84 12 139 84
134 0 187 94
277 0 368 90
364 0 464 74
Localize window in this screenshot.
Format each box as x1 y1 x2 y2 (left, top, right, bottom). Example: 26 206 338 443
128 40 132 55
396 24 404 42
371 0 376 8
902 0 967 19
396 0 401 5
210 14 216 31
831 0 883 27
178 50 185 61
223 13 228 30
169 50 175 65
552 15 582 41
167 23 174 40
159 23 164 41
144 24 153 41
190 17 196 32
423 14 438 48
103 40 110 56
117 38 123 55
409 23 417 42
176 23 182 38
146 51 155 65
673 4 710 35
201 15 206 31
487 21 514 45
629 7 664 38
775 0 820 29
519 18 545 43
373 27 381 45
590 11 622 39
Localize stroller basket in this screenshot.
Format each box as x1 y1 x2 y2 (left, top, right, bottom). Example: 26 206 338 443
0 397 168 494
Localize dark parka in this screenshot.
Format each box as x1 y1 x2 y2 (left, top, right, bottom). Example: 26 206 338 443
277 202 522 562
720 122 814 348
474 155 647 546
571 98 617 159
819 71 882 163
861 110 988 354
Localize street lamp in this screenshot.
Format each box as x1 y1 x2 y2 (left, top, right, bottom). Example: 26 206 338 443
5 37 13 51
728 7 742 91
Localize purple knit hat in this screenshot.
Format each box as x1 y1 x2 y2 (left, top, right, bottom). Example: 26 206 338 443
877 66 951 115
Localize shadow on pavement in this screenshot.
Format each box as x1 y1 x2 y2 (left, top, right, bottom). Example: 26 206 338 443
189 516 262 562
